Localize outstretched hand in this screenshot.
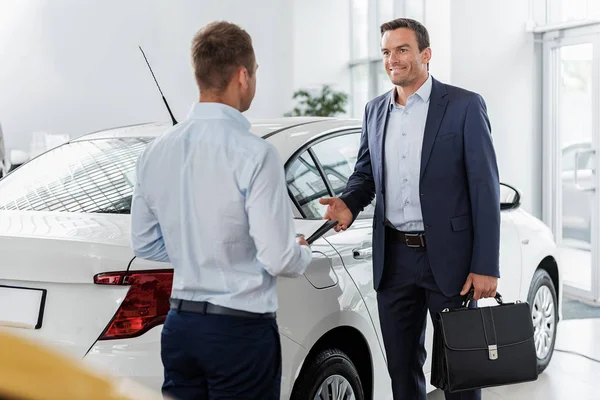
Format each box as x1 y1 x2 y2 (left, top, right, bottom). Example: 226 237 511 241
319 197 353 232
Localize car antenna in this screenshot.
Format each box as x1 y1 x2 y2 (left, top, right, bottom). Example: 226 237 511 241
138 46 178 125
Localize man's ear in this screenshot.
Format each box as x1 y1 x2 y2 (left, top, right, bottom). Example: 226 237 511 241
238 66 249 89
422 48 432 65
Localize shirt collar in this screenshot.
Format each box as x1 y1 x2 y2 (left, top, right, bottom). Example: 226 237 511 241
187 102 251 130
389 73 433 110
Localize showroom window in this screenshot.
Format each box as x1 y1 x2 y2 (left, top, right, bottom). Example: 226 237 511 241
545 0 600 24
349 0 425 117
0 138 150 214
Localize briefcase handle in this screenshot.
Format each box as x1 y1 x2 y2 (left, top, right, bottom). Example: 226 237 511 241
461 289 503 308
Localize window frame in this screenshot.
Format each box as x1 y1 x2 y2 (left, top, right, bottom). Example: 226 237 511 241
285 150 331 219
285 128 373 221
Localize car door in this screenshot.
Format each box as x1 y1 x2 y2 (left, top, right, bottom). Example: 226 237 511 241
301 130 526 384
306 131 386 352
284 149 341 290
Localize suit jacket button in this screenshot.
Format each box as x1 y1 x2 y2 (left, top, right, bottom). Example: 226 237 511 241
380 189 385 194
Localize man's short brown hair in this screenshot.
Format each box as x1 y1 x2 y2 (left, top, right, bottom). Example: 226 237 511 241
380 18 430 52
191 21 256 93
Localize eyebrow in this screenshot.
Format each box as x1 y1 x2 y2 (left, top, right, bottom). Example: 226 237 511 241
381 43 412 52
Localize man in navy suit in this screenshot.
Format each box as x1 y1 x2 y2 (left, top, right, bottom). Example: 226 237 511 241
320 18 500 400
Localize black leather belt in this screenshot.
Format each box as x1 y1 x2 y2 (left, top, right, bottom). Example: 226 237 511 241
170 299 276 320
386 226 427 248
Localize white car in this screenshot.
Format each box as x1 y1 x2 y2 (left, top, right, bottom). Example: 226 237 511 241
0 118 561 399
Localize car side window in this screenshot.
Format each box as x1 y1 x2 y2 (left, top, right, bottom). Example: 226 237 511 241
310 132 375 218
285 151 329 219
0 138 150 213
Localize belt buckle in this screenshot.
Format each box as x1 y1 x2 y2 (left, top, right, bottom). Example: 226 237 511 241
404 233 424 248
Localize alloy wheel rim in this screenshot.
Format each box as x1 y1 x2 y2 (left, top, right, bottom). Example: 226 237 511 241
531 285 555 360
314 374 356 400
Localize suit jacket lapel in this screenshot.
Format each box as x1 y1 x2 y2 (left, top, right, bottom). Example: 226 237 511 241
420 78 448 182
376 90 392 188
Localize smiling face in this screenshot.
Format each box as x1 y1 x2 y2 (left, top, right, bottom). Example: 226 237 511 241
381 27 431 87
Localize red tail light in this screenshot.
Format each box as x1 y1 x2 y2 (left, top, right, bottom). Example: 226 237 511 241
93 270 173 340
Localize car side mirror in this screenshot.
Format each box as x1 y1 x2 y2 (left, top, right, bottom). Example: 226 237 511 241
500 183 521 211
9 149 30 172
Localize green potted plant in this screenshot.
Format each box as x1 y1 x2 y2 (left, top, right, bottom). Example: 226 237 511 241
285 85 348 117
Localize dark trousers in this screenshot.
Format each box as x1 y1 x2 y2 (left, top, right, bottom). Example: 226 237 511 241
377 235 481 400
161 309 281 400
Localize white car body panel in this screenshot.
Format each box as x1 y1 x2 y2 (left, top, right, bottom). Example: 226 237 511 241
0 118 561 399
0 211 132 357
511 208 563 320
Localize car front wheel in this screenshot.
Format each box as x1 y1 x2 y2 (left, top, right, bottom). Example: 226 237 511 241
527 268 558 373
291 348 364 400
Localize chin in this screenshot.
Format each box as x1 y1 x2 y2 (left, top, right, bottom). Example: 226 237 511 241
391 79 409 86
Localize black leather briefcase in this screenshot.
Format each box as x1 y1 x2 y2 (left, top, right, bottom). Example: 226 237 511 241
431 291 539 392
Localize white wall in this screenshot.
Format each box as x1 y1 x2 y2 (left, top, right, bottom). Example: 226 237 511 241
0 0 294 151
292 0 351 106
449 0 542 217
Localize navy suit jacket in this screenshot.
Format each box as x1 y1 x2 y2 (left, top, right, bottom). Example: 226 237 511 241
340 77 501 296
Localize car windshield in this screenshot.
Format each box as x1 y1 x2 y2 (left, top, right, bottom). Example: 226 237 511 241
0 138 151 214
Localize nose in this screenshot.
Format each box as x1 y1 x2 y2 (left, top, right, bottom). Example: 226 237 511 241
389 51 400 64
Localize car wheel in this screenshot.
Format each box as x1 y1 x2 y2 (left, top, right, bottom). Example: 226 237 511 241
527 269 558 373
291 348 364 400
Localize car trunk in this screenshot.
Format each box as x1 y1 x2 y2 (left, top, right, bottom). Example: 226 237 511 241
0 211 134 358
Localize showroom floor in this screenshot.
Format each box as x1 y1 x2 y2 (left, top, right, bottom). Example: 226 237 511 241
428 317 600 400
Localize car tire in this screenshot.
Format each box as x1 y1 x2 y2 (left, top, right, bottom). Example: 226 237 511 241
291 348 364 400
527 268 558 374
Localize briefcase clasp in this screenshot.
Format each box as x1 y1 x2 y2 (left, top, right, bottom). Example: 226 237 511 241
488 345 498 360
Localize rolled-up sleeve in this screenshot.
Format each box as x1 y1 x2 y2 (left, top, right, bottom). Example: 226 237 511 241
245 145 312 277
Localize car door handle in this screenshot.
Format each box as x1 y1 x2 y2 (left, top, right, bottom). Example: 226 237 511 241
353 247 372 260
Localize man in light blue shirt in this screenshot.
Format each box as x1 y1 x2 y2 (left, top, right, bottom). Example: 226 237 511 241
130 21 311 400
383 73 431 232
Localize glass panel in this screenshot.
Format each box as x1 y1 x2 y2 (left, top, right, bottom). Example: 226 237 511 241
378 0 395 24
378 60 393 96
0 138 150 214
351 63 370 118
311 133 375 218
560 0 597 22
558 43 593 291
547 0 600 24
405 0 425 21
351 0 370 59
286 152 329 219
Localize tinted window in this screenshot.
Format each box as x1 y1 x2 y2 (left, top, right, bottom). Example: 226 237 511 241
0 138 150 213
286 151 329 219
311 132 374 217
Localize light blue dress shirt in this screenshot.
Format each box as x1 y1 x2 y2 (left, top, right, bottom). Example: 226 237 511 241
130 102 312 314
384 74 432 232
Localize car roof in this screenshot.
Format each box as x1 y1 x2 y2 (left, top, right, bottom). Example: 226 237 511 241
71 117 363 158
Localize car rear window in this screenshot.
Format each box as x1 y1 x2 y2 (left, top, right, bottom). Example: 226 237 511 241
0 138 151 214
